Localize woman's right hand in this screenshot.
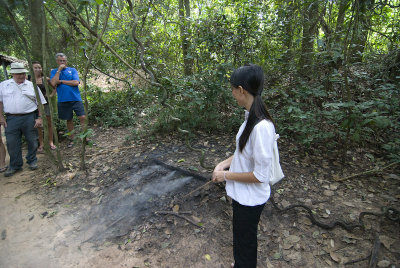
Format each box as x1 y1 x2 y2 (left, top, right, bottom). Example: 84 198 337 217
212 171 225 182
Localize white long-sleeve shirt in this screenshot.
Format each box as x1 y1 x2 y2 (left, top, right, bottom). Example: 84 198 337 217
0 79 46 114
226 111 275 206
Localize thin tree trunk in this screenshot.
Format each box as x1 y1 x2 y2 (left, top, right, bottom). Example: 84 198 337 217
42 7 64 171
335 0 350 45
80 1 113 170
298 0 320 77
349 0 375 63
179 0 193 75
28 0 43 62
282 1 295 68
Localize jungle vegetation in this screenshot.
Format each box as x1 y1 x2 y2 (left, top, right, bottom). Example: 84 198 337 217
0 0 399 167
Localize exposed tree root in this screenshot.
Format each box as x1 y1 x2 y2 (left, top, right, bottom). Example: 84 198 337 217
269 194 399 231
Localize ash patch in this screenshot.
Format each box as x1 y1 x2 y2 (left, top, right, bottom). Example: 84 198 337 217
79 162 199 244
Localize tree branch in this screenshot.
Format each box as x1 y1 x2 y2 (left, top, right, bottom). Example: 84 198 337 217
54 0 161 88
126 0 156 82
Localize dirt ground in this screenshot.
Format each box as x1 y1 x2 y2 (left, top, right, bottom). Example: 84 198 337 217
0 126 399 268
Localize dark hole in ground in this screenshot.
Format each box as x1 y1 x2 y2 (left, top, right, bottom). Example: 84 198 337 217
80 159 207 244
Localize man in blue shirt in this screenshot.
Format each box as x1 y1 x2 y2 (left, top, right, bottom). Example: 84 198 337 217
50 53 86 148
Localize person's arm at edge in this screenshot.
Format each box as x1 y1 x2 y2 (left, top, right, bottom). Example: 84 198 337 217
34 86 46 128
213 155 259 182
214 155 233 172
59 80 79 86
60 67 80 87
213 170 261 183
50 69 60 88
0 102 7 128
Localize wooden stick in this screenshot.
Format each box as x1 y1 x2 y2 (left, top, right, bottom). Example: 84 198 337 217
181 180 213 200
155 211 203 229
334 162 399 182
155 211 192 214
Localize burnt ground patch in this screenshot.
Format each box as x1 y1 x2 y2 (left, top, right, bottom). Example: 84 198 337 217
39 157 209 247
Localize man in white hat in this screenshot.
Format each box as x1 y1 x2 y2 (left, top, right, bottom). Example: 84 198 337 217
0 62 47 177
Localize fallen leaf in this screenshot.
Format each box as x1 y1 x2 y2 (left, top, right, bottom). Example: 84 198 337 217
172 205 180 212
342 236 357 244
377 260 391 267
265 257 274 268
204 254 211 261
272 252 281 260
379 235 395 251
281 199 290 208
191 215 201 223
283 235 300 250
299 216 312 226
331 251 340 262
161 242 170 249
343 201 355 207
330 184 339 191
285 251 301 263
312 231 320 238
326 209 331 215
177 158 185 163
323 190 334 197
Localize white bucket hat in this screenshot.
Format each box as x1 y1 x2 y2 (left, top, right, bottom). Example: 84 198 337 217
9 62 28 74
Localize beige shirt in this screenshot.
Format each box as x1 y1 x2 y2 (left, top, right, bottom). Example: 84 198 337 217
0 79 46 114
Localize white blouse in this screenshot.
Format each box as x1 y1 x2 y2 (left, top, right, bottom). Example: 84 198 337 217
226 111 275 206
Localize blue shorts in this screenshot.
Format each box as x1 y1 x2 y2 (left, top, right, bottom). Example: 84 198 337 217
58 101 85 120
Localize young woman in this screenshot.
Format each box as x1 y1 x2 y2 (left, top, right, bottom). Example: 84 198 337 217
212 64 276 268
32 61 56 151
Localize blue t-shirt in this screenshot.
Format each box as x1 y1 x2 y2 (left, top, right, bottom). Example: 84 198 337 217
50 67 82 102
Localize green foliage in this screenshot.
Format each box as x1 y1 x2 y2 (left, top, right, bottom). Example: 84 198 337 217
86 85 150 127
149 65 243 134
274 54 400 157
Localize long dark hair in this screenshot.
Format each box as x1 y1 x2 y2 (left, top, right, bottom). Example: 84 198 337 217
230 64 274 152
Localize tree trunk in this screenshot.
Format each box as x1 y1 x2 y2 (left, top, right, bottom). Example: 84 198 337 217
298 0 320 77
349 0 375 63
282 1 295 68
334 0 350 45
28 0 43 62
179 0 193 76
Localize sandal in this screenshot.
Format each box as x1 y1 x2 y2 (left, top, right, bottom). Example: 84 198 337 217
67 141 74 148
0 166 8 173
37 146 44 153
50 144 57 150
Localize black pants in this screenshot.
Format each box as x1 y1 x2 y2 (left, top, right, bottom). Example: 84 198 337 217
232 199 265 268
